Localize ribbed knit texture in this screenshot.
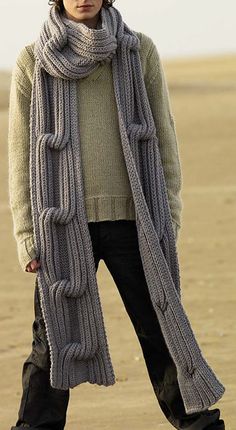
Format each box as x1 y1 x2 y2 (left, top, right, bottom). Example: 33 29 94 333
8 17 183 272
8 5 225 414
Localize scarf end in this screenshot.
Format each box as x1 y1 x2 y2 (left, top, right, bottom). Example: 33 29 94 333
49 347 116 390
177 361 225 414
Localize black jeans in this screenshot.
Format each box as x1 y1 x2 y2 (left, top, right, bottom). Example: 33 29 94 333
11 220 224 430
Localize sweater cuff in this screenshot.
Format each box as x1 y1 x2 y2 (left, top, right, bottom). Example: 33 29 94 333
17 235 37 272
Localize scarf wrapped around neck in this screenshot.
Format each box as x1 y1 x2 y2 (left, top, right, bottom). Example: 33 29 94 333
30 4 225 414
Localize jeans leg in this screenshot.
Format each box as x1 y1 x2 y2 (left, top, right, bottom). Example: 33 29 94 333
99 220 225 430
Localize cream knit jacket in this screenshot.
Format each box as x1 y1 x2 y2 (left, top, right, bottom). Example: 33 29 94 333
8 31 183 272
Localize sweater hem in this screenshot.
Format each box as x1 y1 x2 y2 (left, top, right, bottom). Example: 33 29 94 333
85 195 136 222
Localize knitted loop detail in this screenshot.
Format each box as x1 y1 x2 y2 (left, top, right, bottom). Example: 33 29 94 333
60 340 98 361
177 363 223 414
50 279 87 298
122 33 140 51
127 122 156 142
155 299 169 313
38 132 70 151
40 206 75 225
188 366 197 376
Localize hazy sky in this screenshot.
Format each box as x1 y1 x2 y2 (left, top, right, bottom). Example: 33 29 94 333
1 0 235 70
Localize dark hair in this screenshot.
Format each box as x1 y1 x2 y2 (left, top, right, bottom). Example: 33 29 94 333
48 0 115 11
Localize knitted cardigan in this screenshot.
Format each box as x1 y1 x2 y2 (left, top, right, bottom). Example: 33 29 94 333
8 5 225 415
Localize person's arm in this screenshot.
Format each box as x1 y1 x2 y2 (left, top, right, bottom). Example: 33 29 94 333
143 35 183 241
8 47 38 272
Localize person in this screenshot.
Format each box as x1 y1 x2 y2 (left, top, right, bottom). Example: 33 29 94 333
8 1 225 429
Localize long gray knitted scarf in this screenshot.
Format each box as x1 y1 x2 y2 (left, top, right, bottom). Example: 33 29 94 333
30 4 225 414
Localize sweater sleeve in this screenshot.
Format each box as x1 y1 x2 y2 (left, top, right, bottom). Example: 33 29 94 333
8 47 37 272
142 35 183 241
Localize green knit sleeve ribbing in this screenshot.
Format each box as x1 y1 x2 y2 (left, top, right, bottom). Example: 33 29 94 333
140 34 183 235
8 55 37 272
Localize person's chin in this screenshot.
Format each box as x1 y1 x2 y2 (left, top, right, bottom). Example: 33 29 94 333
75 10 93 17
71 12 92 21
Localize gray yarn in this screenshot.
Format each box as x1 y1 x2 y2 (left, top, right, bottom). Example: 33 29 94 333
30 4 225 414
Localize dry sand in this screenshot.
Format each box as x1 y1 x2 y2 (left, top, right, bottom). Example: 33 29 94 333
0 54 235 430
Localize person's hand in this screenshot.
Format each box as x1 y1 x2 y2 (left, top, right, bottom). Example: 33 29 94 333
25 259 41 273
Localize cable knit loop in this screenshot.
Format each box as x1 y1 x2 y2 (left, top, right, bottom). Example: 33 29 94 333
127 122 156 142
189 367 197 376
41 206 75 226
50 279 87 299
121 33 140 52
181 364 197 378
155 300 169 313
61 341 98 361
38 132 70 151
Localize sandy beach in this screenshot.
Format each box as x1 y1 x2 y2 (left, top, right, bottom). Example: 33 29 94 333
0 54 235 429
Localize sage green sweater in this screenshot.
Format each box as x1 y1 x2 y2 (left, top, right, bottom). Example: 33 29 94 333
8 31 183 272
